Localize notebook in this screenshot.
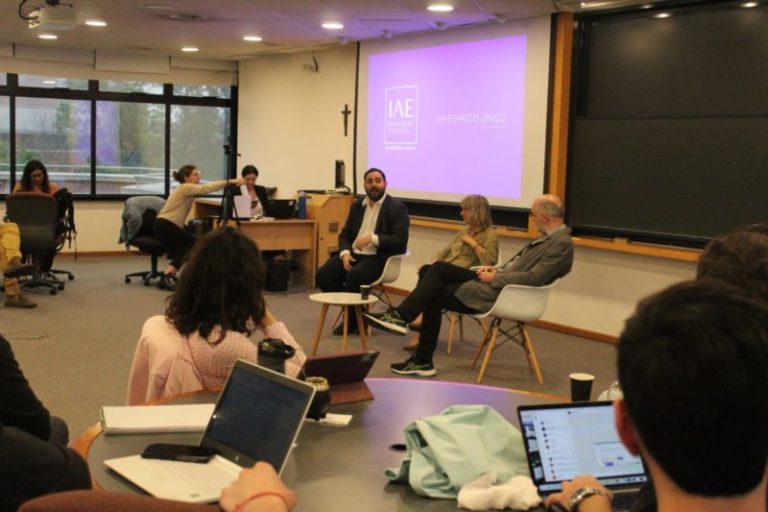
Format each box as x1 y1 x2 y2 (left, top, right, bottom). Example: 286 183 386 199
302 350 379 405
265 199 296 219
104 361 315 503
517 401 648 511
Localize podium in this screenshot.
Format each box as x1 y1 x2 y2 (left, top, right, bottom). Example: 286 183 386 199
306 193 354 268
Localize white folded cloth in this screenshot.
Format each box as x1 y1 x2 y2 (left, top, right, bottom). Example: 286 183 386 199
457 472 542 510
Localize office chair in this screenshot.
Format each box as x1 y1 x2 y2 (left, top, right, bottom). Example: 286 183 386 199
121 196 173 286
469 279 560 384
48 187 76 282
5 192 65 295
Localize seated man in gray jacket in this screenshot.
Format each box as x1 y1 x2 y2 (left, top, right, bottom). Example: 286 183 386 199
365 194 573 377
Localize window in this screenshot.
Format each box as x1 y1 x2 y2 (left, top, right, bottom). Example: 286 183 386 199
173 84 231 99
96 101 166 195
18 75 88 90
0 75 235 197
0 97 9 194
100 80 164 95
170 105 230 183
15 97 91 194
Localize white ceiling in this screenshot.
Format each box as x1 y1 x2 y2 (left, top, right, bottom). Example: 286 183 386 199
3 0 662 61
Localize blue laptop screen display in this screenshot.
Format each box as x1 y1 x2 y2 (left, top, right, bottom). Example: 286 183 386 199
206 369 309 470
519 404 647 492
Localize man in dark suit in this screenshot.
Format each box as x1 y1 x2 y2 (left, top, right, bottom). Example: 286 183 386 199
315 168 409 334
365 194 573 376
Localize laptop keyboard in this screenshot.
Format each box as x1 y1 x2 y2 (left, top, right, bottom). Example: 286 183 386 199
611 490 639 512
156 458 239 496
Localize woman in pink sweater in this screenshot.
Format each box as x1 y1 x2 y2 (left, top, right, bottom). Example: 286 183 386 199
127 227 306 404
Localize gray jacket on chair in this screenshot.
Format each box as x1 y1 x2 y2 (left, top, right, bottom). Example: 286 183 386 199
454 227 573 313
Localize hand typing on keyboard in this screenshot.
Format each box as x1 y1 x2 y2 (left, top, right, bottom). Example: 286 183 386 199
545 475 612 512
219 462 297 512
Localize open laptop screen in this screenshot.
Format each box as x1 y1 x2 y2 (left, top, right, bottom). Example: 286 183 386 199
517 401 647 494
201 361 314 471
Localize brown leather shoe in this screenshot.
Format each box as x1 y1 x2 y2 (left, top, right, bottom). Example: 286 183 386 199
3 257 34 279
5 294 38 309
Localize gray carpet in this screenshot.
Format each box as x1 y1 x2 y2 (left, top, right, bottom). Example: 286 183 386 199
4 255 619 442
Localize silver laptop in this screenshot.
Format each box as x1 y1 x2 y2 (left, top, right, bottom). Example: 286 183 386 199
105 360 315 503
517 401 648 511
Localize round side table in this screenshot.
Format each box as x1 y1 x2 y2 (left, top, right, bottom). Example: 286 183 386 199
309 292 378 354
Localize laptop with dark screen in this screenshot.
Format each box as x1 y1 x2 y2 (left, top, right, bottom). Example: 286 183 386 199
265 199 296 219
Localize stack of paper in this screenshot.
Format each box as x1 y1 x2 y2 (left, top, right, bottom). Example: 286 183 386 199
101 403 215 434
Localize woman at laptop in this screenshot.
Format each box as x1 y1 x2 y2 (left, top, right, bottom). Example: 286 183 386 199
127 226 306 404
241 164 270 218
154 164 245 288
241 164 285 262
403 194 498 350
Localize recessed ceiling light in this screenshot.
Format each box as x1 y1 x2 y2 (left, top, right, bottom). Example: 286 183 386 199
181 46 199 52
641 3 654 8
243 35 263 42
321 22 344 30
85 19 107 27
38 34 58 40
42 80 57 85
427 4 454 12
654 12 671 18
741 1 758 6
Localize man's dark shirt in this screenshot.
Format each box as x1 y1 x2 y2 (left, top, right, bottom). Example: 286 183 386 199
0 335 91 510
0 335 51 440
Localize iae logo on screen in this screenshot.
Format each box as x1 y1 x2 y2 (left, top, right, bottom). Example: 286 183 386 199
385 85 418 145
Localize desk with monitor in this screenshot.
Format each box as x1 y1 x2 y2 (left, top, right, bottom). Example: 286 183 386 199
73 378 561 511
194 198 317 288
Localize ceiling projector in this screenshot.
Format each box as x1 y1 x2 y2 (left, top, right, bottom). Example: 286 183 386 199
27 5 80 31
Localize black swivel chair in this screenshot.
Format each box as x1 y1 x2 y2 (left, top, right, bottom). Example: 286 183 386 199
49 188 76 282
5 192 65 295
121 197 172 286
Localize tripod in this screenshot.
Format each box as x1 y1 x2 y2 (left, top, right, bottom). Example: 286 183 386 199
218 141 243 225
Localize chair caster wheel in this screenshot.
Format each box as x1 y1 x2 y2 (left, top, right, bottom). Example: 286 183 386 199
143 280 151 287
58 284 65 290
68 275 74 281
125 277 131 284
49 288 57 295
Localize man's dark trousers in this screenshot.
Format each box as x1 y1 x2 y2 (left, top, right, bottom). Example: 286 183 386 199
315 253 386 293
396 261 480 362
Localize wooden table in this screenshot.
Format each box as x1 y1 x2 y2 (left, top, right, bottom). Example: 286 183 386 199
73 379 562 511
194 199 317 288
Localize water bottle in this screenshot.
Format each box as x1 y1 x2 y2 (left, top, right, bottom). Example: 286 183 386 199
297 191 307 219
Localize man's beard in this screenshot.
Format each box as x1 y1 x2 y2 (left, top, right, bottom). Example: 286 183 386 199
366 187 382 201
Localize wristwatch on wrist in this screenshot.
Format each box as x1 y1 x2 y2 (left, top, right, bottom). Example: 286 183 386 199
569 486 610 512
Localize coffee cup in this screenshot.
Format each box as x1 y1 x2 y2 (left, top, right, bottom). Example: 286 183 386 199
305 376 331 420
569 372 595 402
360 285 371 300
257 338 295 374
